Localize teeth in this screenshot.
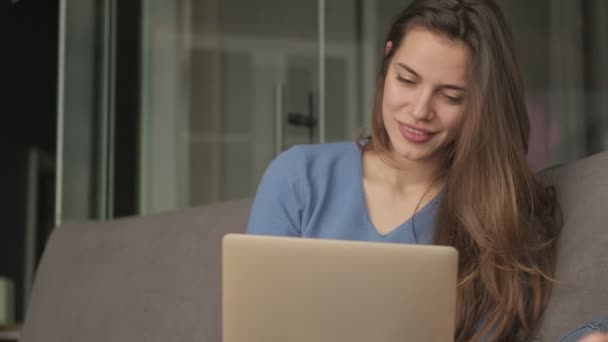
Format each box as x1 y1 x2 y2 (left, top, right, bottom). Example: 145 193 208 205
405 126 425 135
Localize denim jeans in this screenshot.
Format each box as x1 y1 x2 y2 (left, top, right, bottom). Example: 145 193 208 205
558 318 608 342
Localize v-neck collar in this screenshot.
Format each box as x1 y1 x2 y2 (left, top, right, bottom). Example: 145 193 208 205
352 142 443 240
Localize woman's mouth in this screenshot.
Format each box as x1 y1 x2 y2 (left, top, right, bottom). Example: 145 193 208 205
398 122 437 144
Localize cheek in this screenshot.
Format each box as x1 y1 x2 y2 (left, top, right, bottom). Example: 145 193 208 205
382 80 410 113
439 107 465 130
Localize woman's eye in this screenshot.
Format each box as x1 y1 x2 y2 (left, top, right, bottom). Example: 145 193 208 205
444 94 463 104
397 76 415 85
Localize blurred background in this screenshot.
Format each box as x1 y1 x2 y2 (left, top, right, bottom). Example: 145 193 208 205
1 0 607 327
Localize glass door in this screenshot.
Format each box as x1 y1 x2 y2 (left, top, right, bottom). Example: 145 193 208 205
139 0 329 213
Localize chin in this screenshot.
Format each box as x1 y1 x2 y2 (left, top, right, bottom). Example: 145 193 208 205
390 137 447 162
389 131 447 163
392 145 434 162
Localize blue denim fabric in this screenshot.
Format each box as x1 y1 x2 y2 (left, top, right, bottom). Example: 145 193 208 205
558 318 608 342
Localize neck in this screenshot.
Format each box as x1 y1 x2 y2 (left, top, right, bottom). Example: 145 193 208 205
363 149 444 193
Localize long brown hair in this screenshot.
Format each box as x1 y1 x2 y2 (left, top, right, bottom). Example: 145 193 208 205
362 0 562 340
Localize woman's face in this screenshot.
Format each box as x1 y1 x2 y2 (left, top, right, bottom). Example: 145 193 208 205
382 27 470 162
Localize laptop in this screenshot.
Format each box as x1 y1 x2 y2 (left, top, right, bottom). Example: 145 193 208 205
222 234 458 342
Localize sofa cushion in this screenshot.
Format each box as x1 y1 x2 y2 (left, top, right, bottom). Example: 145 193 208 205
21 198 252 342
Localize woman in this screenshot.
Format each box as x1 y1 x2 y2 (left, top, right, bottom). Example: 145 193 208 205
247 0 597 340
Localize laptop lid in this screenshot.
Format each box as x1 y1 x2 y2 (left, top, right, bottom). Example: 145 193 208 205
223 234 458 342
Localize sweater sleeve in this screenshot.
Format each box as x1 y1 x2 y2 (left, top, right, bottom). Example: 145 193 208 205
246 146 307 237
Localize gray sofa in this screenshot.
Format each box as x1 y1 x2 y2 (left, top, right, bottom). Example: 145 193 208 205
20 151 608 342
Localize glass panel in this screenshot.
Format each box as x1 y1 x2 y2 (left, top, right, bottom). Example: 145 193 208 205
496 0 608 170
58 0 111 222
139 0 322 213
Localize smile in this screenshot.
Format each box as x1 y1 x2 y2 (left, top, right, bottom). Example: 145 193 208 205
404 126 426 136
398 122 437 144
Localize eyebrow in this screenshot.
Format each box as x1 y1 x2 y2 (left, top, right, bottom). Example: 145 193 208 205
396 63 467 92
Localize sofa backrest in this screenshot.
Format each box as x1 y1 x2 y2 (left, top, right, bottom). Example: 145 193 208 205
21 198 252 342
536 151 608 341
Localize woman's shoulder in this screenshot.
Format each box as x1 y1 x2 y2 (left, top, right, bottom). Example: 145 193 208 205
282 141 357 154
273 141 358 167
265 141 360 182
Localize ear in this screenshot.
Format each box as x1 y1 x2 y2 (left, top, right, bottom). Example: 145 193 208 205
385 41 393 55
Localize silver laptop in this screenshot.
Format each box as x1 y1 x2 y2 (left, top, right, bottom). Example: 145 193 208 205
222 234 458 342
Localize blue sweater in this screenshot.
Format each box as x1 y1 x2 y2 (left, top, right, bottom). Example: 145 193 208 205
246 142 441 243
